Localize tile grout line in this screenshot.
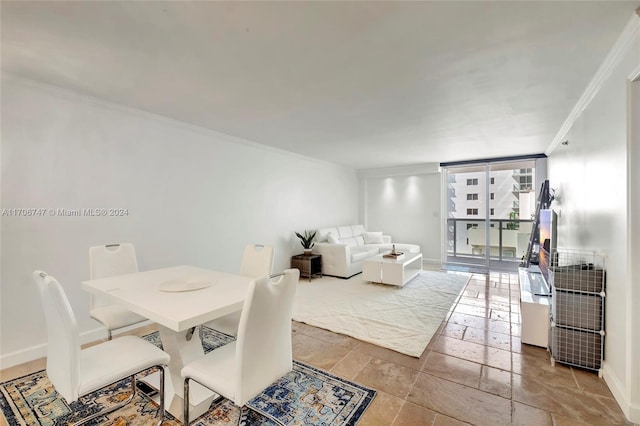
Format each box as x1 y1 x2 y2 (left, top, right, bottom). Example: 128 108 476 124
389 400 406 426
345 347 371 381
410 274 481 425
328 347 353 375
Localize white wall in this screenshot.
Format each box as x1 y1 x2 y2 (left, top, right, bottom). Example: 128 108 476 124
0 75 359 368
359 165 441 263
546 19 640 421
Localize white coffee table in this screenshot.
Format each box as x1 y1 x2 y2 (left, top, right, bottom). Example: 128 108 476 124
362 252 423 287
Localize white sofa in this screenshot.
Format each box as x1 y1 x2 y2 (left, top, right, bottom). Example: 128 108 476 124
312 224 421 278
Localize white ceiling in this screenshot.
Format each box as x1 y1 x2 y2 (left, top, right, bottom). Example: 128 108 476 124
2 1 638 169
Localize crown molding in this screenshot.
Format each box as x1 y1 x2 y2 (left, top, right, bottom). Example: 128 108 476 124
546 12 640 155
630 62 640 81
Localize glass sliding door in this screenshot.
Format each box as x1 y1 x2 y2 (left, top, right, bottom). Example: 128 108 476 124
443 159 537 272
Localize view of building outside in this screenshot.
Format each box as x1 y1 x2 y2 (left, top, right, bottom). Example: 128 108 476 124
446 165 536 261
448 168 535 221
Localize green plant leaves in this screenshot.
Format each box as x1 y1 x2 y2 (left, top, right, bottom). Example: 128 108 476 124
295 230 316 249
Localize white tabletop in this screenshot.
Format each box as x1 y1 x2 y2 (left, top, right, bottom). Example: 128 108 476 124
81 265 252 332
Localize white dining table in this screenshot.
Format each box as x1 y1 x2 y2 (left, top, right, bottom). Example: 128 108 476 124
81 265 252 419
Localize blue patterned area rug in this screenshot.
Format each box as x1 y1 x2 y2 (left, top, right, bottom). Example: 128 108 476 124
0 327 376 425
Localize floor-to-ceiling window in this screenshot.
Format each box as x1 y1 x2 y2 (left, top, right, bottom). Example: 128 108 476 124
441 156 546 272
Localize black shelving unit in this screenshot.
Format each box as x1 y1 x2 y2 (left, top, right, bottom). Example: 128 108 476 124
549 249 606 376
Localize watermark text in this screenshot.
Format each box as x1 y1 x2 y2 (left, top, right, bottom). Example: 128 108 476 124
2 208 129 217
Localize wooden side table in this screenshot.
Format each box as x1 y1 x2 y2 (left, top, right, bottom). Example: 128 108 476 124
291 254 322 282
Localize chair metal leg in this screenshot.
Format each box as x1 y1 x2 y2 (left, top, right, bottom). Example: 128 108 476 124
183 377 190 426
184 377 265 426
238 405 286 426
156 367 165 426
71 374 136 426
69 365 166 426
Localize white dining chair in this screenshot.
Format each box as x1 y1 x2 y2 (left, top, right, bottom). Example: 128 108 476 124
32 271 170 426
89 243 147 340
201 244 274 337
239 244 274 278
182 269 299 425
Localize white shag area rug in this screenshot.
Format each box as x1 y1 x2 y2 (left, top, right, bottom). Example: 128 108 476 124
292 270 470 357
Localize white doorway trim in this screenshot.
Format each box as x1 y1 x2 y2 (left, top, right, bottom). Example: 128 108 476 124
625 67 640 423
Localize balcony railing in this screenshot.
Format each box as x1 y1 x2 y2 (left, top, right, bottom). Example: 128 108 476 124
447 218 534 262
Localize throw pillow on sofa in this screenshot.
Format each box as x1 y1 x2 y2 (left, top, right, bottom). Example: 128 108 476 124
363 231 384 244
327 233 340 244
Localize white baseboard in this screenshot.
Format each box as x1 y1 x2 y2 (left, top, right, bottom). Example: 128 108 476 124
630 403 640 424
0 342 48 371
0 321 152 370
602 362 640 423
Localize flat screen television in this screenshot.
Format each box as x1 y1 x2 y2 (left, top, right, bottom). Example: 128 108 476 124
538 209 557 285
522 179 552 267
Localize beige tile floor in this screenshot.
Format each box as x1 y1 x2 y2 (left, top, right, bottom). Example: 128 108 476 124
1 271 632 425
291 272 631 426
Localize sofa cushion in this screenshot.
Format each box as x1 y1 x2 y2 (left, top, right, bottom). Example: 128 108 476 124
327 233 339 244
317 227 339 242
363 231 384 244
339 236 365 247
351 247 379 263
317 225 366 242
352 224 366 237
340 237 359 247
375 243 421 254
337 226 354 239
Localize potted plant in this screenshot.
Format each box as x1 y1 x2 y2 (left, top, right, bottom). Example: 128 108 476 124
295 230 316 255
